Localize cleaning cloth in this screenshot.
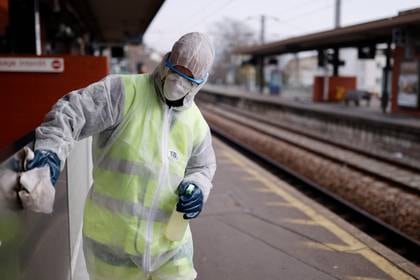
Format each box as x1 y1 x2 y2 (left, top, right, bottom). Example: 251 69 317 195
18 147 55 214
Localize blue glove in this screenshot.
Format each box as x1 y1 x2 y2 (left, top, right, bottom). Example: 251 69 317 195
176 182 204 220
26 150 61 186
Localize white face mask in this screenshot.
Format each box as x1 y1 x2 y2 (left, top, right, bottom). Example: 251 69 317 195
163 74 194 101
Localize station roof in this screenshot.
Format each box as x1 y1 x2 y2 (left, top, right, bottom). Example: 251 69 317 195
70 0 164 43
234 8 420 56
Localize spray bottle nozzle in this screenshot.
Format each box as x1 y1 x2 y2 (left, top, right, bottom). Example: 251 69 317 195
185 184 195 196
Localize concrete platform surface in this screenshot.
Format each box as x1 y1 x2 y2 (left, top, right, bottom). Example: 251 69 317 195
191 138 420 280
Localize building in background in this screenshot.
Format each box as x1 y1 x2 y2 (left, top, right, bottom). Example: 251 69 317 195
282 49 386 95
340 48 386 95
233 8 420 116
283 55 319 88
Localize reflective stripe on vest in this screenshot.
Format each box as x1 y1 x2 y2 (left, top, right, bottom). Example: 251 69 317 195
83 74 208 261
84 236 191 268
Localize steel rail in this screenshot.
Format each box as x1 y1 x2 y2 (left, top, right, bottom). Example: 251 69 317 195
205 109 420 265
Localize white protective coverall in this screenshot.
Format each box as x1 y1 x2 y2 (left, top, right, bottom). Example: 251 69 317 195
33 32 216 280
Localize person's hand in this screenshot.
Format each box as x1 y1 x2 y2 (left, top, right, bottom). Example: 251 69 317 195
17 147 58 214
25 148 61 186
176 182 204 220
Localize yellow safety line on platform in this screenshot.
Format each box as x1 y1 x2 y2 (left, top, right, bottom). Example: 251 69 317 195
304 241 364 252
282 218 319 226
241 175 260 181
218 142 414 280
302 241 335 251
252 188 273 193
265 201 293 207
348 277 385 280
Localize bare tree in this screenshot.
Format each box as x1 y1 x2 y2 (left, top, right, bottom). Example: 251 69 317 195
207 17 258 84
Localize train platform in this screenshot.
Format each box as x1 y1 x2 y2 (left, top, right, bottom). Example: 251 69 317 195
202 85 420 130
191 137 420 280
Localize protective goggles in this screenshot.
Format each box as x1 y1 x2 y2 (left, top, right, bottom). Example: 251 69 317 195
165 60 208 85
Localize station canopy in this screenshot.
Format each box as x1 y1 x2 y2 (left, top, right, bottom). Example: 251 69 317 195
69 0 164 43
234 8 420 56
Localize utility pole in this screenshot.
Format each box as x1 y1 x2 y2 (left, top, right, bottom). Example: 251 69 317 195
259 15 267 93
246 14 275 93
381 42 391 113
332 0 341 76
335 0 341 28
323 0 342 99
260 14 265 44
246 14 271 44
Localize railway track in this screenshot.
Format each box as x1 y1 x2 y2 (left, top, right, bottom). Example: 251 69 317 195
205 104 420 196
200 105 420 265
217 103 420 174
199 88 420 170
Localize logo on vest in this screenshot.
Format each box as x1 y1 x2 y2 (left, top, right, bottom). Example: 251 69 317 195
168 150 179 161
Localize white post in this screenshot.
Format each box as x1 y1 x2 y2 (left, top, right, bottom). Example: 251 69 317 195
335 0 341 28
34 0 42 55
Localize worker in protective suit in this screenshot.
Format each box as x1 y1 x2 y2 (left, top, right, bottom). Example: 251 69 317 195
22 32 216 280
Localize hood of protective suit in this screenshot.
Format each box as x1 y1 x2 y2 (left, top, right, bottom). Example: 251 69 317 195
152 32 214 110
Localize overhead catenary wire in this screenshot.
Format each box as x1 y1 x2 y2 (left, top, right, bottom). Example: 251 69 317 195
145 0 345 53
245 14 308 37
281 1 334 24
287 0 329 11
225 0 336 43
146 0 239 45
151 0 334 35
182 0 240 31
173 0 223 32
243 0 334 43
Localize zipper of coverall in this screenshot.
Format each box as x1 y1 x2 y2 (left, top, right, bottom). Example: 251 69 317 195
143 105 172 273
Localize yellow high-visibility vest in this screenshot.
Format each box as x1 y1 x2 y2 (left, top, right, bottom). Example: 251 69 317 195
82 74 209 272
